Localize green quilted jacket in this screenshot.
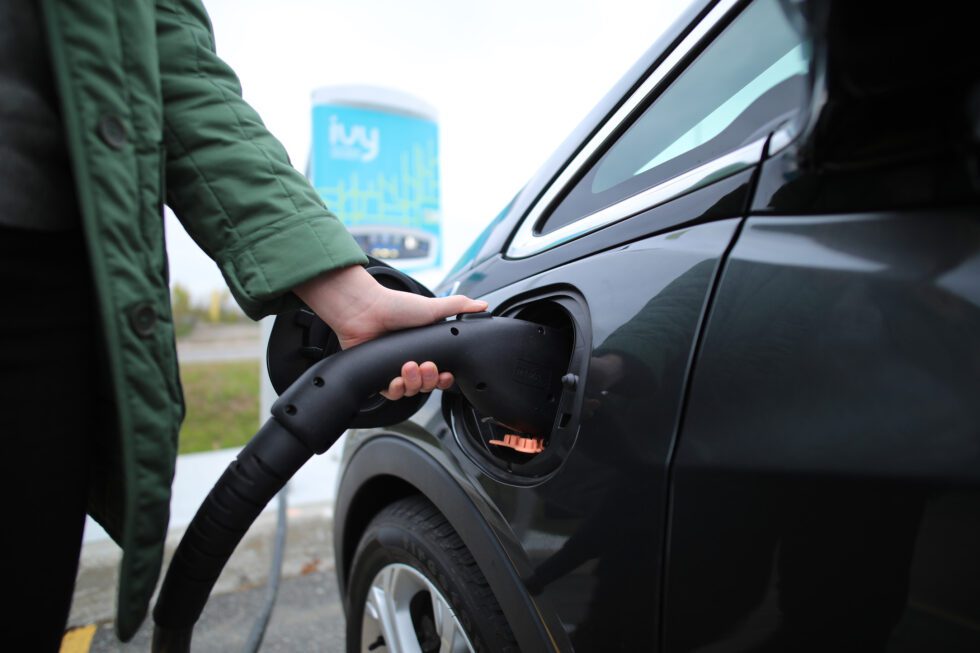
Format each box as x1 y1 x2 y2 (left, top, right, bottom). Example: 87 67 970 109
41 0 367 638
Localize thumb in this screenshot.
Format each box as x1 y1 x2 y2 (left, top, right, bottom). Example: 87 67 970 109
427 295 488 321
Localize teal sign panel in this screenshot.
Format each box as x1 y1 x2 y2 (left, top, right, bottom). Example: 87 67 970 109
310 104 441 271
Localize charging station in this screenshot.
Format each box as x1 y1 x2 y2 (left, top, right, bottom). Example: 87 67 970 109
308 85 442 275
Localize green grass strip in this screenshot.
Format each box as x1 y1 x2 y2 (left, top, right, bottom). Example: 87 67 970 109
178 359 260 454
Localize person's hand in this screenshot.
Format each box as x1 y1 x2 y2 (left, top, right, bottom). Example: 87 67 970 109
380 361 454 400
294 265 486 349
293 265 487 396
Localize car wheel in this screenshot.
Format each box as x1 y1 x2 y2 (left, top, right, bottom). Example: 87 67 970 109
346 495 517 653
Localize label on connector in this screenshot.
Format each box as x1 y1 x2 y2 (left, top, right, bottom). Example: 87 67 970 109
513 358 550 389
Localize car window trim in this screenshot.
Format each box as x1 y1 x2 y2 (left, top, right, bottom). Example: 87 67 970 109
507 137 766 258
505 0 744 260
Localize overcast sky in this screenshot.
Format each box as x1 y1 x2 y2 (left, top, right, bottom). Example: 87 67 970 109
168 0 692 295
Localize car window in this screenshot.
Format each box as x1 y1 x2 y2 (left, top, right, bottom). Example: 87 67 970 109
541 0 809 235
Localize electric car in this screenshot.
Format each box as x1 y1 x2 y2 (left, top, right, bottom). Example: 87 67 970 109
334 0 980 650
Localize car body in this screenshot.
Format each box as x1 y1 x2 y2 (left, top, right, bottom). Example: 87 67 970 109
334 0 980 650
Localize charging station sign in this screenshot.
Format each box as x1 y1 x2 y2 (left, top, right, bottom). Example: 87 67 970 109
310 103 441 272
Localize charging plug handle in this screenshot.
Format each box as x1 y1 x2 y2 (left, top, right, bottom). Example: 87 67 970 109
274 313 568 451
152 315 569 649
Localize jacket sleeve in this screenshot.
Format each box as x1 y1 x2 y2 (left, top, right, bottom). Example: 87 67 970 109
155 0 367 319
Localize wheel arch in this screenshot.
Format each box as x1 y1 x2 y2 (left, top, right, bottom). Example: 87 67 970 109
334 435 559 653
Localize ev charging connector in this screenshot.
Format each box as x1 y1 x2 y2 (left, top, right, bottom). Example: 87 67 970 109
151 310 571 651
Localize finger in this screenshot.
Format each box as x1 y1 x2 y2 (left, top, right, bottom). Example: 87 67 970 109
401 361 422 397
381 377 405 401
436 372 454 390
427 295 488 321
418 362 440 392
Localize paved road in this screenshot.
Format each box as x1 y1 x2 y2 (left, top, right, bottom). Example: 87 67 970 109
175 322 262 363
83 571 345 652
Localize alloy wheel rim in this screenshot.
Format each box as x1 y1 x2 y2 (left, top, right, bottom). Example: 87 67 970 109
361 562 475 653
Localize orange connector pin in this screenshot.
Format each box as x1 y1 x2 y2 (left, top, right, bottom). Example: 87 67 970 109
488 434 545 454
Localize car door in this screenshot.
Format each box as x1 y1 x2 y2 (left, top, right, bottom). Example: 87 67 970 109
442 0 812 648
665 26 980 653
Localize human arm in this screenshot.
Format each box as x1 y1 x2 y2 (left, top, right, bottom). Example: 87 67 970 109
156 0 368 318
156 0 483 394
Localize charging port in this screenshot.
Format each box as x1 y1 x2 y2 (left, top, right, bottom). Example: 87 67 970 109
446 288 590 485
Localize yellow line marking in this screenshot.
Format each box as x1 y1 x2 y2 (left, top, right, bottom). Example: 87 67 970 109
60 624 96 653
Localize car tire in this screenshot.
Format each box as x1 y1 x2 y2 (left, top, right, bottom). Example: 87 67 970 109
345 495 518 653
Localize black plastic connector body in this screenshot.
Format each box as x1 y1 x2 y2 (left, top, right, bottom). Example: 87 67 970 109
273 315 569 453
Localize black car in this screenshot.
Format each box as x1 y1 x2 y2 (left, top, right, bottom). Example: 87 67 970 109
333 1 980 651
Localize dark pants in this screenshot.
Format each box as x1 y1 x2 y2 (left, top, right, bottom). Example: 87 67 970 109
1 225 97 651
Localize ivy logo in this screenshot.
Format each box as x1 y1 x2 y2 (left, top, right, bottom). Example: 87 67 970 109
328 115 380 163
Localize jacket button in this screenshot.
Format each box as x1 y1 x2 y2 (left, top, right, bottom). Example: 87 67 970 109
129 303 157 337
99 114 127 149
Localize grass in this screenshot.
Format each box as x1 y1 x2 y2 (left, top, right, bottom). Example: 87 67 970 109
178 359 260 454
